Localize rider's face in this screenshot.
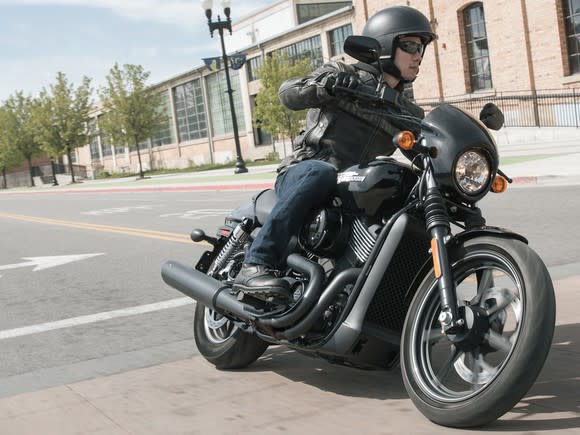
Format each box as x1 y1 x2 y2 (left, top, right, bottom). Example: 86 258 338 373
393 35 424 82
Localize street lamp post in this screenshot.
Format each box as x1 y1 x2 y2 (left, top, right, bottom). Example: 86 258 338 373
50 158 59 186
201 0 248 174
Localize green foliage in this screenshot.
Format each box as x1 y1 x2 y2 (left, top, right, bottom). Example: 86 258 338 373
264 151 280 161
33 72 92 182
254 53 312 143
98 63 170 178
0 92 42 185
0 106 23 172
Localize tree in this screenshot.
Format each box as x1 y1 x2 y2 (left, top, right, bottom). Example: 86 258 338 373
35 72 92 183
253 53 312 149
0 106 23 188
99 63 169 179
1 92 42 187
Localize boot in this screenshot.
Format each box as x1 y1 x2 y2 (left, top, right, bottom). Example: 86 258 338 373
233 264 290 303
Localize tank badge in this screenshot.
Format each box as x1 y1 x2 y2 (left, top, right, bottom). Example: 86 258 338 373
337 171 366 184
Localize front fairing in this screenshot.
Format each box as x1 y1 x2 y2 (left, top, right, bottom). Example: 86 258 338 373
422 104 499 202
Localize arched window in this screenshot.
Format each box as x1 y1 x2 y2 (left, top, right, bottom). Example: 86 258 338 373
562 0 580 74
462 3 493 91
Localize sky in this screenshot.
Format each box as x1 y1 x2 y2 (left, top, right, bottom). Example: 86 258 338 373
0 0 280 103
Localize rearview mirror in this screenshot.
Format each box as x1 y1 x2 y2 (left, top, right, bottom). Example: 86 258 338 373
479 102 505 130
344 35 382 66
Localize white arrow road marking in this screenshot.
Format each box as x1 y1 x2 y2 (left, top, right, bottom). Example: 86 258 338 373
0 253 105 274
160 209 229 220
0 297 194 340
81 205 161 216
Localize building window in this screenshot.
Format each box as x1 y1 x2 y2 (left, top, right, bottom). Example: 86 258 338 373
463 3 493 91
88 118 100 160
114 141 125 156
207 70 245 137
278 35 323 69
329 24 352 57
248 56 264 81
96 115 113 157
563 0 580 74
151 90 174 147
296 2 351 25
173 79 208 142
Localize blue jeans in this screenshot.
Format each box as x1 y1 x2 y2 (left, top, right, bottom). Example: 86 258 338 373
245 160 337 268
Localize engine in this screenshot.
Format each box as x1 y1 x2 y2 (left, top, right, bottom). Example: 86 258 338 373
298 207 382 267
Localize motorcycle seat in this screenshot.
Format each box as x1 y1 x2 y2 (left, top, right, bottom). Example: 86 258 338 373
254 189 276 226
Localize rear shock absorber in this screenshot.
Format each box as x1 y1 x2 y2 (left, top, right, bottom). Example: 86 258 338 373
208 218 253 276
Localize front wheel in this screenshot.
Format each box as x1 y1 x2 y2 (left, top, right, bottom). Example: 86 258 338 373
401 236 555 427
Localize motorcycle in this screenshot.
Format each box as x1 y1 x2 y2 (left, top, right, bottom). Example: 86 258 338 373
161 35 555 427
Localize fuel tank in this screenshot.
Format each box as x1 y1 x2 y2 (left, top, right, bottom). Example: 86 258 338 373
336 157 418 218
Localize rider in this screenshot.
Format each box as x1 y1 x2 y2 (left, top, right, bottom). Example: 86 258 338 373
233 6 437 301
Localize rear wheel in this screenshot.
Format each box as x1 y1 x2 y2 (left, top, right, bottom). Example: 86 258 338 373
193 302 269 369
401 236 555 427
193 250 269 369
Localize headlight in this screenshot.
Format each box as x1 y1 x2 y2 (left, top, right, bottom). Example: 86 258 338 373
454 150 490 195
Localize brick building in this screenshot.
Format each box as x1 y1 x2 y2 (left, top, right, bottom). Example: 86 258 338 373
72 0 579 179
357 0 580 99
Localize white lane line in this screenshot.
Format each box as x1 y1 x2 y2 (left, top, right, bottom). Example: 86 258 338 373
0 297 194 340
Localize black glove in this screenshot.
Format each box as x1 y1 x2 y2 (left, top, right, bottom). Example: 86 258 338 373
325 71 360 96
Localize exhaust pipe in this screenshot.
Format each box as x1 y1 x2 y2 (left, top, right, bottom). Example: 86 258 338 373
161 256 330 333
161 260 257 321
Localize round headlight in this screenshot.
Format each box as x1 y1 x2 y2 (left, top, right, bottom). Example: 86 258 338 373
454 150 490 195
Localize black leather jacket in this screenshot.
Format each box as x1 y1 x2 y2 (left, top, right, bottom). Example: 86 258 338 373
277 61 405 174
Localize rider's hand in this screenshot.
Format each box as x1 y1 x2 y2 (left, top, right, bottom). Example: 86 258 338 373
325 71 360 96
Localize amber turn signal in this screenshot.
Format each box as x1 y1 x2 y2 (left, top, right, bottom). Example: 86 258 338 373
491 174 508 193
430 238 442 278
394 131 416 150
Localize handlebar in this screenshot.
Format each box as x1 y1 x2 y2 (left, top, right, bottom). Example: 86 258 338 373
333 83 425 123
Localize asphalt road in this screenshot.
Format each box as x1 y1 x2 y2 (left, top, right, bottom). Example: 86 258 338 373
0 184 579 433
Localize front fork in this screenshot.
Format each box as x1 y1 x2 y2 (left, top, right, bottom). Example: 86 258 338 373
423 169 464 334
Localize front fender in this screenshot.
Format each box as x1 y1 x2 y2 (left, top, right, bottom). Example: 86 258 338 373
452 226 528 246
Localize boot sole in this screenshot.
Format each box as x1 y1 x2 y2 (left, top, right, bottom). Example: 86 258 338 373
232 284 291 304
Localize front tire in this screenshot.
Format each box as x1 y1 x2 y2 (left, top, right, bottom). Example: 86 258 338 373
193 302 269 369
401 236 555 427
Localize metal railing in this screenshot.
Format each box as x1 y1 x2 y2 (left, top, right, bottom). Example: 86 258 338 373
415 88 580 128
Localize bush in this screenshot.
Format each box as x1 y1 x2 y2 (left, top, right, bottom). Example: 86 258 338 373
265 151 280 161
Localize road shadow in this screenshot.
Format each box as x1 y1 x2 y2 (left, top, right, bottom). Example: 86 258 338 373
246 346 407 400
484 322 580 432
243 322 579 430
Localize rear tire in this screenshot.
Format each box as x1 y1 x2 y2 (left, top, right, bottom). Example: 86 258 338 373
401 236 555 427
193 302 269 370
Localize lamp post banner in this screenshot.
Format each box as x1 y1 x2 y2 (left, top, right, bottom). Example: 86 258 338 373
230 54 246 70
203 57 222 71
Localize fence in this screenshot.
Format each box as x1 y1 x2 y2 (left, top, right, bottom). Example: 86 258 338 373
2 163 88 188
415 88 580 128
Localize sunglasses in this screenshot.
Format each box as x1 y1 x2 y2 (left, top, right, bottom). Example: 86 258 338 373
398 41 426 56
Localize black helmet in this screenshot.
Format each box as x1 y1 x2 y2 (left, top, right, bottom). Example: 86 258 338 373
362 6 436 81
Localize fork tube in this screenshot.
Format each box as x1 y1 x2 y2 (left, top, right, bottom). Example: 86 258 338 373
423 168 462 333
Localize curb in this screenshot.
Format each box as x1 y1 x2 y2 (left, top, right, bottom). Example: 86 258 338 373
0 181 276 195
510 175 580 186
2 175 579 195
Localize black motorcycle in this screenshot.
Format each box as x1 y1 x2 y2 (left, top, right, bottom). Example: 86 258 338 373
161 36 555 428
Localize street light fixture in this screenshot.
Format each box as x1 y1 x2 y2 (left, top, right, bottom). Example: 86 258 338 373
201 0 248 174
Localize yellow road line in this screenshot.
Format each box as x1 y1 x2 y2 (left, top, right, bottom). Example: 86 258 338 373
0 212 211 246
